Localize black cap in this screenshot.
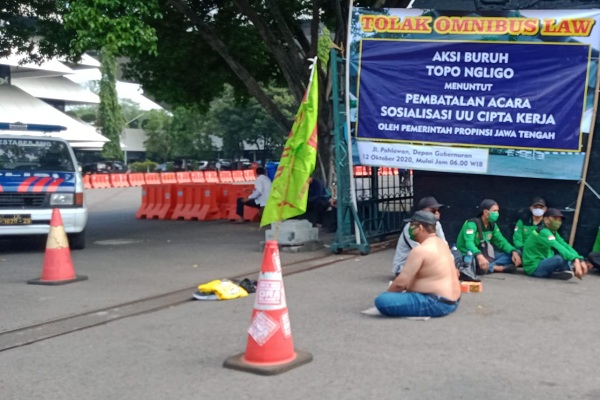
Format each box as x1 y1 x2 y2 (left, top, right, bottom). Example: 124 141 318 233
417 196 444 210
531 197 546 207
544 208 564 219
479 199 497 211
404 210 437 226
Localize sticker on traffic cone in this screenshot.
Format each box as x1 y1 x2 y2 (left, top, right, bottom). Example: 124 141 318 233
223 240 312 375
28 208 88 286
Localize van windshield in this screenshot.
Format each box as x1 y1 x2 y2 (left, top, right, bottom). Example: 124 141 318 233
0 138 75 172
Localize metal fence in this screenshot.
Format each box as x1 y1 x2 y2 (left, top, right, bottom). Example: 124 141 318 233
354 166 413 242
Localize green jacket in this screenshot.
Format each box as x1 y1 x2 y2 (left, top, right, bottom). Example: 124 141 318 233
513 217 543 250
522 225 583 275
456 218 516 256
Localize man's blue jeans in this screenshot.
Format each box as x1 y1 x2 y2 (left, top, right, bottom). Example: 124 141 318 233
532 255 572 278
374 292 459 317
488 252 512 273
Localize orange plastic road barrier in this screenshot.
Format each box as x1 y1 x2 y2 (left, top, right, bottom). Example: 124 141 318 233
28 208 88 285
144 173 161 185
232 170 245 182
223 240 312 375
135 184 177 219
127 173 146 187
136 186 152 218
161 172 177 184
224 184 253 221
171 184 199 220
194 183 222 221
244 206 261 222
204 171 219 184
176 171 191 184
353 166 372 177
182 184 207 221
90 174 111 188
243 169 256 181
109 173 130 188
219 170 234 183
190 171 205 183
378 167 393 176
83 174 92 189
219 183 253 220
218 184 233 220
136 185 162 219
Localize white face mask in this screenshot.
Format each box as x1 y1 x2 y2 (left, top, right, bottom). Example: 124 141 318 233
532 208 545 217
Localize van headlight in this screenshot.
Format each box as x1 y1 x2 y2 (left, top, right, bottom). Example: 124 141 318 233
50 193 74 206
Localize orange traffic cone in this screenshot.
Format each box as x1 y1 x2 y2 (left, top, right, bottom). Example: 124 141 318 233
28 208 88 285
223 240 312 375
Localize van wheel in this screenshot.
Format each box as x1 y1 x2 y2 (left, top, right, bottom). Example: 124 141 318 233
68 231 86 250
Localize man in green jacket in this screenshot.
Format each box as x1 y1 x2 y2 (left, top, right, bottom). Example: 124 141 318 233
457 199 521 275
522 208 591 280
513 196 547 251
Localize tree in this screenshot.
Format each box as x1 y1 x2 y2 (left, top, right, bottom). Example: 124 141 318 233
97 48 124 160
201 84 295 162
143 109 174 162
3 1 413 175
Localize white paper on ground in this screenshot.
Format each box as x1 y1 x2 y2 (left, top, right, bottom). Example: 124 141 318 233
360 306 431 320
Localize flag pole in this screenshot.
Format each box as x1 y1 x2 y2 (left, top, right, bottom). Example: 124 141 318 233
344 0 361 246
263 57 319 240
273 154 296 241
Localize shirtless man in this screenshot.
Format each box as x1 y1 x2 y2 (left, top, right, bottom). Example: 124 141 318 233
375 211 461 317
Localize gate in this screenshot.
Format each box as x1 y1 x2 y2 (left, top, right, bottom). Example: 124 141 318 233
329 50 413 254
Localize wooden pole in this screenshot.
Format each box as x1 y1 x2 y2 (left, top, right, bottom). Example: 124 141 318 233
569 59 600 245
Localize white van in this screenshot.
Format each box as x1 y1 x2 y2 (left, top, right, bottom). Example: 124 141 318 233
0 135 87 249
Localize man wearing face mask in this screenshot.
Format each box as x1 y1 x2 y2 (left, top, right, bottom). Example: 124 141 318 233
522 208 592 280
391 196 447 276
375 211 460 317
513 197 547 251
456 199 522 275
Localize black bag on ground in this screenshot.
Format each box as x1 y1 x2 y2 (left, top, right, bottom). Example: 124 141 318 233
586 252 600 270
451 248 479 282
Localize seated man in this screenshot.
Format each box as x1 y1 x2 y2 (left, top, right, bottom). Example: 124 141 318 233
456 199 521 275
391 196 447 276
522 208 592 280
513 197 547 252
375 211 460 318
235 167 271 222
305 176 331 226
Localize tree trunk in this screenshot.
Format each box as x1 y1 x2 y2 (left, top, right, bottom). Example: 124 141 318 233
166 0 292 133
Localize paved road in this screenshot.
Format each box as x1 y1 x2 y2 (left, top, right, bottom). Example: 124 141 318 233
1 187 600 399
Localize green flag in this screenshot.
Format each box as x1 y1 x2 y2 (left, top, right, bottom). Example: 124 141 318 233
261 59 319 227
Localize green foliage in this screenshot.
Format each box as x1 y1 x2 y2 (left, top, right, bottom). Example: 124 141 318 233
318 27 334 72
62 0 160 57
121 99 147 128
98 48 124 160
142 106 216 162
67 106 98 124
202 85 294 161
2 1 363 176
128 160 158 172
143 109 173 162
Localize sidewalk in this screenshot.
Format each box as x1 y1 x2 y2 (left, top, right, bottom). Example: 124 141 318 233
2 243 600 399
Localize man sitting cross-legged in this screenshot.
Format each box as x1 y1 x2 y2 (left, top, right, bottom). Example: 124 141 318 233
374 211 461 318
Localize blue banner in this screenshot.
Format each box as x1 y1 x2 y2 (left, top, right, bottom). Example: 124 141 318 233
348 8 600 180
357 40 589 151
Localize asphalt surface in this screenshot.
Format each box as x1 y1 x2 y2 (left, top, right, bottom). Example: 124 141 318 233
1 187 600 399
